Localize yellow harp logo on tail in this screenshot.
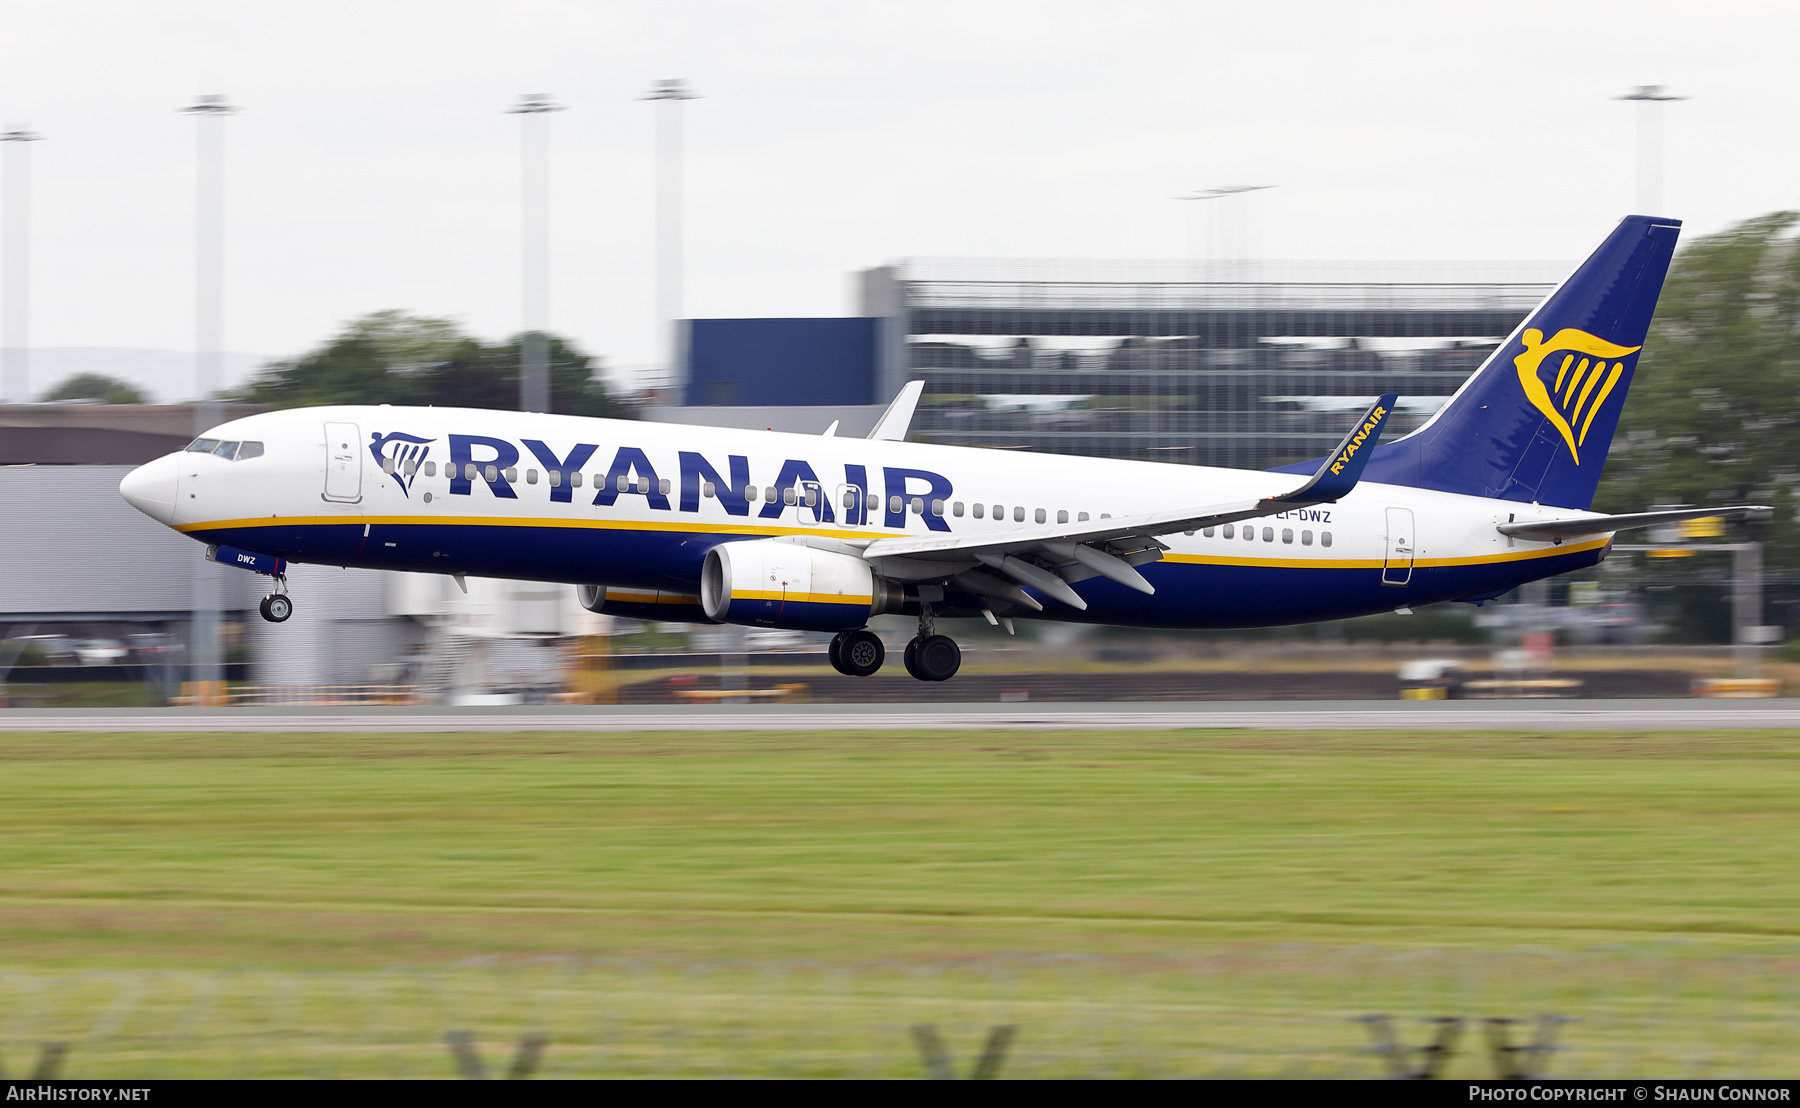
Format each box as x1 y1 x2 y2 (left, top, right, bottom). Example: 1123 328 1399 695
1513 327 1641 465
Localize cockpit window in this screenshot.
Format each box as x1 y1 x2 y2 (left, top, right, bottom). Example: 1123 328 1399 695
184 438 264 461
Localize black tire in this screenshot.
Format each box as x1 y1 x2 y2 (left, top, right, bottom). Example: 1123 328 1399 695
839 630 885 677
258 596 273 622
903 637 920 678
264 594 293 623
828 632 847 675
913 634 961 681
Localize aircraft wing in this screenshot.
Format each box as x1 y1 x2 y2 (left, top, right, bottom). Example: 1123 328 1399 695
1497 505 1771 540
867 381 926 441
860 395 1396 607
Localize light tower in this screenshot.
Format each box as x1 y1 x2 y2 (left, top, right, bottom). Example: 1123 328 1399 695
641 79 698 394
1 125 44 404
505 93 565 413
179 93 238 705
1615 85 1687 215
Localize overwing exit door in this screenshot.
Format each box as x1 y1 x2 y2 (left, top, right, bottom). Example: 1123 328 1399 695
1382 507 1414 586
323 421 363 502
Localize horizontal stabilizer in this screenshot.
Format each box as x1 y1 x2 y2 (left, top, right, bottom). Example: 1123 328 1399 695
1498 505 1771 540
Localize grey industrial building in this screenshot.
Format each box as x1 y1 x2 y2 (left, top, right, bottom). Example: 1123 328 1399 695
675 258 1565 469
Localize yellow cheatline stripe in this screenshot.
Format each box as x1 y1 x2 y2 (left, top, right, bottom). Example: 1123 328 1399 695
182 516 1609 572
177 513 882 542
1578 364 1624 447
731 590 873 606
1162 535 1610 571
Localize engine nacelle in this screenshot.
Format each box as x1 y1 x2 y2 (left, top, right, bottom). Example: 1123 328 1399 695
700 539 901 631
576 585 715 624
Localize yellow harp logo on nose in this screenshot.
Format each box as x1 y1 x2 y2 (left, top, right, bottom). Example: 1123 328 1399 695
1513 327 1640 465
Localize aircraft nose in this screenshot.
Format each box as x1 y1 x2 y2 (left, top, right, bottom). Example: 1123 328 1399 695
120 453 180 526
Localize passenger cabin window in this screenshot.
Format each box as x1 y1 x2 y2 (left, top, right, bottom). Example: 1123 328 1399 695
1244 527 1254 542
953 501 965 517
1262 527 1274 542
973 503 985 519
526 468 538 485
1013 506 1025 522
1057 510 1068 524
1282 528 1293 544
571 472 583 487
803 486 816 506
992 504 1003 519
1203 526 1214 537
402 458 417 476
381 457 396 474
783 487 797 505
931 499 945 517
661 478 672 496
504 467 518 483
1222 524 1233 538
424 461 437 476
1301 530 1313 546
485 465 499 482
1035 508 1046 524
707 482 720 499
889 495 903 514
1079 512 1089 522
911 497 924 515
465 463 479 481
764 486 777 502
1321 532 1333 547
548 470 561 487
841 489 854 508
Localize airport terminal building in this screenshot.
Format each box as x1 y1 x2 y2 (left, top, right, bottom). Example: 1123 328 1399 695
677 258 1564 469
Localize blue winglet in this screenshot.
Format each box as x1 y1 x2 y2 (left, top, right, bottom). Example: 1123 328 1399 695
1273 393 1398 504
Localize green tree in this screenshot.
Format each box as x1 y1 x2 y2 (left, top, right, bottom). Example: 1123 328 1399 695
39 373 145 404
1596 212 1800 639
238 311 629 418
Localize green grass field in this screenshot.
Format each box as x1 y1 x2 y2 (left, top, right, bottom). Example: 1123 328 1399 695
2 728 1797 1076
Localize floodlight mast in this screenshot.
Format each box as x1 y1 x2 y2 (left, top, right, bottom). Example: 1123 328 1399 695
505 93 565 414
1615 85 1688 216
179 93 238 706
1 125 43 404
641 79 697 396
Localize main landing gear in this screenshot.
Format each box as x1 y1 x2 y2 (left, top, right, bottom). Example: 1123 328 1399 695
828 629 885 677
829 605 962 682
258 576 294 624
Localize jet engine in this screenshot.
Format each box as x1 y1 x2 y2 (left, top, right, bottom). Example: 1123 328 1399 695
700 539 902 631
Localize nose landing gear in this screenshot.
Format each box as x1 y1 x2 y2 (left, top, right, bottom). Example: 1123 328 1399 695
258 576 293 623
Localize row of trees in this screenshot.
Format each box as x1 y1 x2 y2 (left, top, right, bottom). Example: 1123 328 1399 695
229 312 631 418
1596 211 1800 638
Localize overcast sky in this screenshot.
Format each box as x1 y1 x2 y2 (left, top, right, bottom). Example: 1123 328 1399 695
2 0 1797 396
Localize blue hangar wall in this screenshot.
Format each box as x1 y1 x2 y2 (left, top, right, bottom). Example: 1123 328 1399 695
683 318 879 407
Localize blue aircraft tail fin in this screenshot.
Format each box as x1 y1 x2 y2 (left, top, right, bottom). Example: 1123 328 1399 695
1275 216 1681 510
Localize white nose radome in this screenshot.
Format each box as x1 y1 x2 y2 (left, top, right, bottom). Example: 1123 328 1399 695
120 453 181 527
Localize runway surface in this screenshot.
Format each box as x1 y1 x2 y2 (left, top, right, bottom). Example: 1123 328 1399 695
4 700 1800 732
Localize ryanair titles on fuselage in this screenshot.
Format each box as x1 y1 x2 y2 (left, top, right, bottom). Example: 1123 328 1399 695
376 430 956 531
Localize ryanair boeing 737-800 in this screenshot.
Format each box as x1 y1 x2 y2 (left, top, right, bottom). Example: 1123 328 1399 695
118 216 1764 682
